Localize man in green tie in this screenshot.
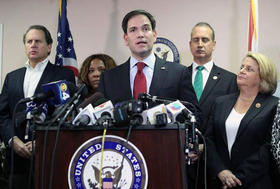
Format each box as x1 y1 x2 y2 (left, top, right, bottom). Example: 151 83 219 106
187 22 238 189
188 22 238 133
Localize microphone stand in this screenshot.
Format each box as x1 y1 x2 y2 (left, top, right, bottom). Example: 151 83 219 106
184 114 199 165
27 107 42 189
47 85 85 189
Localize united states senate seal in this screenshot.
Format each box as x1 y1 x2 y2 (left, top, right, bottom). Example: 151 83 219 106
68 135 148 189
153 37 180 64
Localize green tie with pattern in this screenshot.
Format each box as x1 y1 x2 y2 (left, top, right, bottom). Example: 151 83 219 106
194 66 205 101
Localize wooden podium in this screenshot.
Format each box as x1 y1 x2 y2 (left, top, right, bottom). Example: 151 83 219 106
34 124 187 189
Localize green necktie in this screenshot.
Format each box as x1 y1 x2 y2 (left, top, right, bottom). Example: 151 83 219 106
194 66 204 101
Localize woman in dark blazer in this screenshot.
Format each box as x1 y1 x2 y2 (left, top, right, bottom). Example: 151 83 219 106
206 52 278 189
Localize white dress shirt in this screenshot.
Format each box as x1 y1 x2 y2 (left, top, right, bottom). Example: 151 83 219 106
192 60 214 90
23 58 49 98
225 108 245 158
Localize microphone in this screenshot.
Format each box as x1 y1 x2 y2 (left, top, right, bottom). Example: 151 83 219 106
50 84 87 124
25 101 36 140
92 100 114 120
41 80 71 105
113 100 145 126
77 92 104 109
95 111 113 127
24 102 49 139
141 103 170 125
19 80 71 105
166 100 198 154
31 103 48 123
74 114 91 126
165 100 193 123
72 104 95 126
138 93 195 108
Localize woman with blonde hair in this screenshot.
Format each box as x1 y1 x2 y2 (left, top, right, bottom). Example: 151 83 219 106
206 52 278 189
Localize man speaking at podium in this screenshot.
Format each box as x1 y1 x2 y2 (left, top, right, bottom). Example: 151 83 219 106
0 25 75 188
98 9 198 106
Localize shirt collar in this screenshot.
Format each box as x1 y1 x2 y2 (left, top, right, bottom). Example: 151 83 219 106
25 58 49 71
192 60 214 72
130 53 156 70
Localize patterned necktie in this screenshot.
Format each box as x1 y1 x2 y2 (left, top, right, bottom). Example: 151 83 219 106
194 66 205 101
133 62 147 99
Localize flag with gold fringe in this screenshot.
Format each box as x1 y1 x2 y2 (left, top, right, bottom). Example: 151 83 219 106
55 0 79 77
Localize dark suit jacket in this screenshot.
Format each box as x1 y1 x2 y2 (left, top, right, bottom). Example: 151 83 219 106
188 64 238 133
206 93 278 189
98 56 198 107
0 62 75 173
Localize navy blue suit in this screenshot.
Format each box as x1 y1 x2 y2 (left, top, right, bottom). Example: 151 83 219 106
99 56 198 106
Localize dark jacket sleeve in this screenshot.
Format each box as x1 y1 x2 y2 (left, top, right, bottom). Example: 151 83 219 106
205 102 227 178
0 74 15 144
234 143 272 187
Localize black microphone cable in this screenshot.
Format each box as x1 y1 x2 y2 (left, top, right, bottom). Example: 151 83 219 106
27 104 45 189
27 117 36 189
8 100 22 189
196 129 207 189
116 117 139 188
174 121 188 189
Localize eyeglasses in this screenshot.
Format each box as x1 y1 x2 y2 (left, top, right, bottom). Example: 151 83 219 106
239 65 257 73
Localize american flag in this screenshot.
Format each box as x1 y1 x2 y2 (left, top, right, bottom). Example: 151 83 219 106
55 0 79 77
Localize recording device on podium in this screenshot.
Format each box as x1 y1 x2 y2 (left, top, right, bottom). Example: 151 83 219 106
113 99 145 126
141 103 170 126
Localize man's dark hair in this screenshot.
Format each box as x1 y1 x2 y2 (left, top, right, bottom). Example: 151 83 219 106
122 9 156 34
23 25 53 45
191 22 215 41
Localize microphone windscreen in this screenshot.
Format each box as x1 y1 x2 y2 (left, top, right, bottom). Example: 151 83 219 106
42 80 70 105
77 92 104 109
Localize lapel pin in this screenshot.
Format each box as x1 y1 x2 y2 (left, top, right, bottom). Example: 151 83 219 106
213 76 218 80
161 66 166 70
255 103 261 108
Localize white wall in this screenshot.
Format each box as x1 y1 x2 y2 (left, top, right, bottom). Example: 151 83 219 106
0 0 280 87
